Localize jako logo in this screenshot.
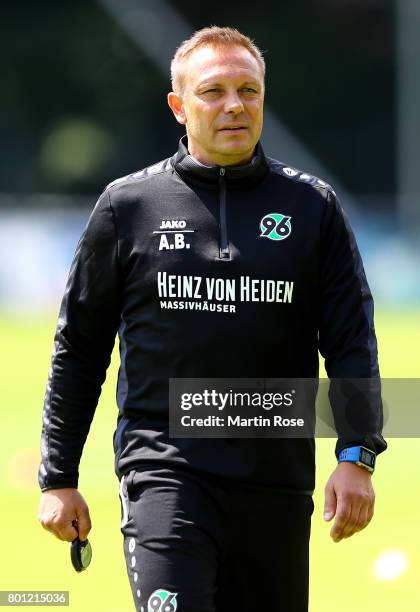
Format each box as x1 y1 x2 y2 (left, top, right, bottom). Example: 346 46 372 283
259 213 292 241
159 219 186 229
148 589 178 612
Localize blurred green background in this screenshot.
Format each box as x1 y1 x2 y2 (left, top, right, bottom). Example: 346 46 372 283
0 310 419 611
1 1 419 610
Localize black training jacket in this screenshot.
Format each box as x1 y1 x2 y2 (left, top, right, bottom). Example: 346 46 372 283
38 135 387 494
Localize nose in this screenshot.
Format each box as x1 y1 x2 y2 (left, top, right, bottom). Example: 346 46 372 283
224 91 244 115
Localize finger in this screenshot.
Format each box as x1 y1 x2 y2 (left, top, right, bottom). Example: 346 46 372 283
365 503 375 527
323 483 336 521
39 518 62 539
330 500 352 542
350 492 375 535
39 518 53 533
56 521 79 542
342 504 363 538
75 507 92 541
42 524 77 542
354 505 369 533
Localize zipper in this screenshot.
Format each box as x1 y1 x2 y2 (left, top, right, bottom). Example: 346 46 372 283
218 167 231 259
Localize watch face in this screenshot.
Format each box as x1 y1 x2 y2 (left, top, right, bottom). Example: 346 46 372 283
361 448 375 467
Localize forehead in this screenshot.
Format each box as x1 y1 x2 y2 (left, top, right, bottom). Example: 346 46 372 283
185 45 263 86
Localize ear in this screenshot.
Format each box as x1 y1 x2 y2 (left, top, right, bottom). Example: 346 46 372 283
167 92 187 125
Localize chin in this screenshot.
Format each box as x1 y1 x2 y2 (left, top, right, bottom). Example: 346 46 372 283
221 143 253 157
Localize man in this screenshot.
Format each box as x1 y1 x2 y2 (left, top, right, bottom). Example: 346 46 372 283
38 26 387 612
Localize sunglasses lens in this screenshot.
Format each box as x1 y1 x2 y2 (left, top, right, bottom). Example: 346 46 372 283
71 538 92 572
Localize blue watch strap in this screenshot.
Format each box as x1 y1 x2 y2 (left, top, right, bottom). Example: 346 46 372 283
338 446 362 462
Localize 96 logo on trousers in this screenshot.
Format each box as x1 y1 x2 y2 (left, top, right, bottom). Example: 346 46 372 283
148 589 178 612
259 212 292 241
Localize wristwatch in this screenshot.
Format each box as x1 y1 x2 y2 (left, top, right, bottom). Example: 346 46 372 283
338 446 376 473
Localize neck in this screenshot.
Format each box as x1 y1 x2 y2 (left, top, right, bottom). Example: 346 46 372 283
174 134 269 190
187 139 255 167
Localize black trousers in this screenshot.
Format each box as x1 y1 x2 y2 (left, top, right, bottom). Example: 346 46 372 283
119 469 314 612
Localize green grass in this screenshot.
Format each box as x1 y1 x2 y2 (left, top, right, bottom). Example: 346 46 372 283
0 308 419 611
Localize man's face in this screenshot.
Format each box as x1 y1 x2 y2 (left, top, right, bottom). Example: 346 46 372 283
168 44 265 166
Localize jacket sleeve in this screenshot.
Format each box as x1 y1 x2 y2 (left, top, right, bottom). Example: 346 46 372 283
318 188 387 460
38 189 121 491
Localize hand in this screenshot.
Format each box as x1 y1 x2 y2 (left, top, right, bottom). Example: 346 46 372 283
37 488 91 542
323 462 375 543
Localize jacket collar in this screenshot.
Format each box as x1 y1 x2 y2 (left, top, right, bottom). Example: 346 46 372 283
171 134 269 190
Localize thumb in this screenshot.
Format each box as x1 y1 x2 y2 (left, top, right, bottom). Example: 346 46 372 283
75 505 92 541
324 485 336 521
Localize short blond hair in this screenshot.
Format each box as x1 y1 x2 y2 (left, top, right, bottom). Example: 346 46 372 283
170 26 266 96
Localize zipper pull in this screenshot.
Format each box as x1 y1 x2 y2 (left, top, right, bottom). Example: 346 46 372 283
218 166 229 259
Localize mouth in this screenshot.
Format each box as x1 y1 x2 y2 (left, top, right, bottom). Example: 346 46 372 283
218 126 248 132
